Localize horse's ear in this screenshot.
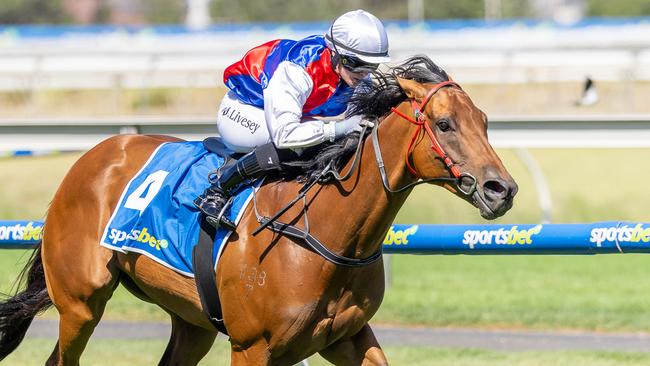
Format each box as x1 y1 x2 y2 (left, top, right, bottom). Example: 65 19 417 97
396 77 427 100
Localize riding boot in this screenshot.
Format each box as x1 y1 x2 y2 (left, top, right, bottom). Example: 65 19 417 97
194 143 285 230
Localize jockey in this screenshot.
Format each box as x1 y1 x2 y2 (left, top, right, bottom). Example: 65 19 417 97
194 9 391 229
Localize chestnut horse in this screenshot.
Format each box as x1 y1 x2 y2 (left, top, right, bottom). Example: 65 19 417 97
0 56 516 365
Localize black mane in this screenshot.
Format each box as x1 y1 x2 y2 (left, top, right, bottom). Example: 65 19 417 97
278 132 361 184
347 55 450 120
278 55 449 183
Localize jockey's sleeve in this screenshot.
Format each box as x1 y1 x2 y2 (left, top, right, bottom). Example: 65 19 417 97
263 61 335 149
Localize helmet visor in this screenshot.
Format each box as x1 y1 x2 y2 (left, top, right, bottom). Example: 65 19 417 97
340 55 379 72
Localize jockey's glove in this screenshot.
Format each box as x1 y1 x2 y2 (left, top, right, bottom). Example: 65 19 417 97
326 116 363 142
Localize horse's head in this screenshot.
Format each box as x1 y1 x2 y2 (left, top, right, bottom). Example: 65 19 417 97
349 55 517 219
394 76 517 219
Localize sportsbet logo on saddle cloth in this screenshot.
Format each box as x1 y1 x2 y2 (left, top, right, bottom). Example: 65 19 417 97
100 141 261 277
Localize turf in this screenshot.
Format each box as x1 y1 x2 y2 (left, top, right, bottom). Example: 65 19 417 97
2 149 650 332
376 254 650 331
5 339 650 366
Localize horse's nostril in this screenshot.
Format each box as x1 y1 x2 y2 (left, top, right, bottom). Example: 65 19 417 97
483 179 508 199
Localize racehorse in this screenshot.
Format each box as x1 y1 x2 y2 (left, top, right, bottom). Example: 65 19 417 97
0 56 517 365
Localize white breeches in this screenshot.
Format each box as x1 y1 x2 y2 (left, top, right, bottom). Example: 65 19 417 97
217 91 352 153
216 91 271 153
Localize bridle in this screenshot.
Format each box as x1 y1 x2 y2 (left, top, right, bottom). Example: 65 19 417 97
372 80 478 195
391 81 461 178
251 80 484 267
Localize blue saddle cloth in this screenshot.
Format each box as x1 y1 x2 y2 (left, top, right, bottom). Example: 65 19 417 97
100 141 259 277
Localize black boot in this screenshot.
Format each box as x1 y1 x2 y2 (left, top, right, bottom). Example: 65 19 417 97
194 143 282 230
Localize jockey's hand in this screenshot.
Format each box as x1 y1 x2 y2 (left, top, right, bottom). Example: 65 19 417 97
334 116 363 138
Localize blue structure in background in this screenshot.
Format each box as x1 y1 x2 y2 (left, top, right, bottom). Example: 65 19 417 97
0 221 43 249
4 220 650 254
1 150 63 158
2 17 650 39
382 222 650 255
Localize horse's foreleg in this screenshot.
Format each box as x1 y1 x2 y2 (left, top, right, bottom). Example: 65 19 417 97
318 324 388 366
158 314 217 366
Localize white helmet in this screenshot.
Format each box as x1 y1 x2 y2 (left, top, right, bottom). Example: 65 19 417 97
325 9 391 65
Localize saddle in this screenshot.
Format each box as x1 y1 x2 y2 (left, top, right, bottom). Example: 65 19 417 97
202 137 241 160
202 137 242 173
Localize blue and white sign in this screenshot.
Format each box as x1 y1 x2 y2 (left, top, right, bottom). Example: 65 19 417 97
382 222 650 254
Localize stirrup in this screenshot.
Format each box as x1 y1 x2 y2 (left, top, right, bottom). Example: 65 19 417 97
205 197 236 231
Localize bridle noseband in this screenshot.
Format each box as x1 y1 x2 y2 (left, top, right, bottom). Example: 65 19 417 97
373 80 477 195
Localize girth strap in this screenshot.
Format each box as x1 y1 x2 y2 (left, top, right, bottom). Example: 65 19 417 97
192 217 228 335
263 219 382 267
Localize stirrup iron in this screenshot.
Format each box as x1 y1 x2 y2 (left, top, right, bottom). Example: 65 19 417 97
205 197 236 230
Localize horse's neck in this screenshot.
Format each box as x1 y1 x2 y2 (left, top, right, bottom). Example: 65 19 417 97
314 109 416 258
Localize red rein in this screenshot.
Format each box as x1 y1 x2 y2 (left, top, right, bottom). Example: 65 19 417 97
390 80 462 179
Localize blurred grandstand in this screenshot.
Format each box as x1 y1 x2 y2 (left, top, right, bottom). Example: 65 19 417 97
0 17 649 89
0 0 649 115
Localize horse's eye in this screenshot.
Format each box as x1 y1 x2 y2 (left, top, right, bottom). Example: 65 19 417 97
437 119 451 132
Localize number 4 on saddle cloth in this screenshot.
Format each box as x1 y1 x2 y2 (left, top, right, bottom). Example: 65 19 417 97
100 140 261 277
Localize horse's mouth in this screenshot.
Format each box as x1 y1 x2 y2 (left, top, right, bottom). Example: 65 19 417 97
471 191 513 220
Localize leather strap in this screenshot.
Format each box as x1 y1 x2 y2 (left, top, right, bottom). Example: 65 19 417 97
263 219 382 267
192 217 228 335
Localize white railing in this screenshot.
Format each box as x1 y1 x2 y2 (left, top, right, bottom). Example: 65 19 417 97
2 114 650 152
3 114 650 222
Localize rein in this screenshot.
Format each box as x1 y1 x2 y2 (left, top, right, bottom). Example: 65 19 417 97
251 80 478 267
252 122 382 268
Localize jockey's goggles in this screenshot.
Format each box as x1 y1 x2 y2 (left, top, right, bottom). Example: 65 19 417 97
339 55 379 71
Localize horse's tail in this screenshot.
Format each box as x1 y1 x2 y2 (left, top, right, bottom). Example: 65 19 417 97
0 243 53 360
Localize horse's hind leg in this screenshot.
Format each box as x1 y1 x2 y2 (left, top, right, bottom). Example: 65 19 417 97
158 314 217 366
42 241 120 365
